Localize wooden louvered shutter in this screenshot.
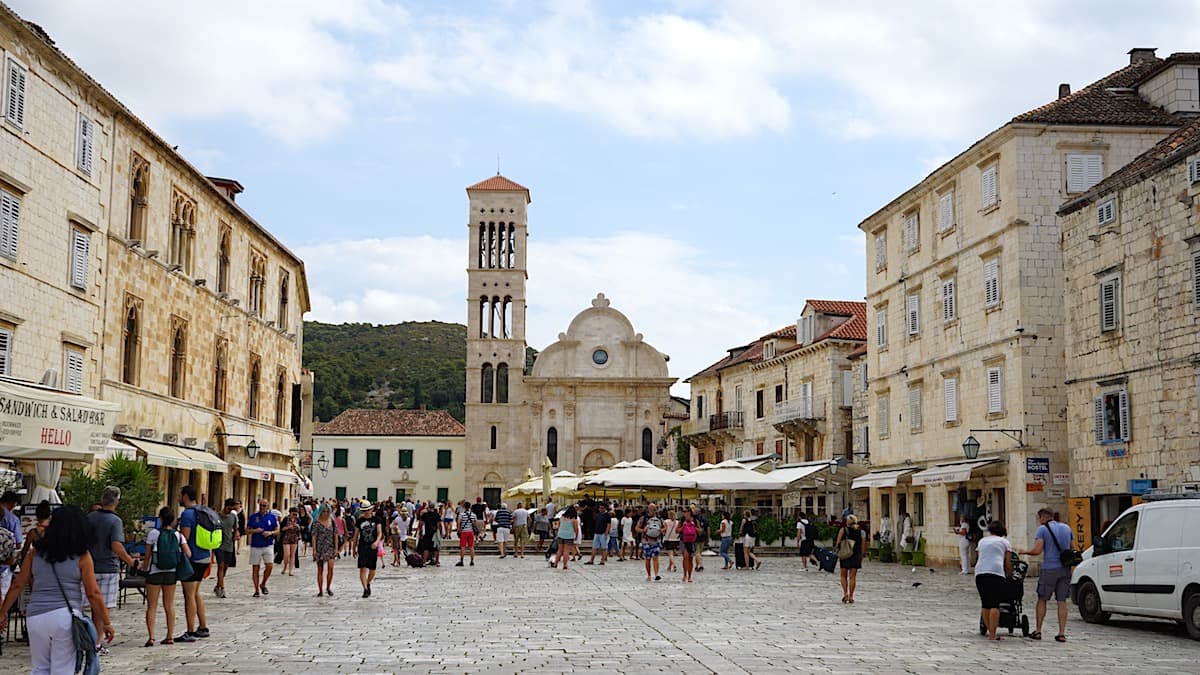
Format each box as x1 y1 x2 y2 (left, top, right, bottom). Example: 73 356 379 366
943 377 958 422
77 115 94 176
875 234 886 270
906 294 919 335
0 327 10 376
986 367 1002 413
983 258 1000 306
1099 277 1119 332
65 348 84 394
6 60 26 127
939 192 954 231
1192 250 1200 312
982 166 997 207
909 387 921 430
1118 390 1130 441
942 278 956 321
1093 396 1105 443
70 230 90 289
0 190 19 260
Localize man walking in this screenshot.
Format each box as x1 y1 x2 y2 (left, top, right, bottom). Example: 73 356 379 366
494 503 513 558
247 499 280 598
511 502 530 559
456 502 477 567
1020 508 1074 642
86 485 138 653
637 503 664 581
356 503 381 598
586 503 612 565
214 498 238 597
177 486 212 642
0 491 22 600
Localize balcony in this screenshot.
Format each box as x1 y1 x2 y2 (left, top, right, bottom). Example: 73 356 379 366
772 397 825 436
709 411 744 431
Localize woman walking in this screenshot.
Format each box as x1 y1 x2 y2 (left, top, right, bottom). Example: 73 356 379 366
619 509 634 561
836 514 864 604
281 508 300 576
141 506 189 646
718 512 733 569
975 521 1013 640
555 506 578 570
680 510 699 583
299 505 312 558
741 510 761 570
312 506 337 597
797 512 819 571
661 510 679 572
533 507 550 553
0 504 115 673
333 507 347 559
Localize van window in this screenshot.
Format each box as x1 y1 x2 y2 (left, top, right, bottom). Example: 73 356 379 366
1102 511 1138 554
1182 507 1200 549
1136 507 1181 550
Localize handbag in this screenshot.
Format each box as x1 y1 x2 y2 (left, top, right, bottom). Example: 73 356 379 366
49 559 96 663
1047 523 1083 567
176 547 194 580
836 529 855 561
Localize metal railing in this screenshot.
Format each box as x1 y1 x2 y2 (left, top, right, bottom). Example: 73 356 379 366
709 411 744 431
773 396 818 421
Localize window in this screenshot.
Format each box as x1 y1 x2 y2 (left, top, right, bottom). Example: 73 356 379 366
943 377 958 423
169 190 196 275
981 165 997 208
399 449 413 468
696 395 705 419
1193 250 1200 313
1101 511 1138 554
436 487 449 503
775 439 784 456
0 188 20 261
938 191 954 232
755 441 764 456
755 389 764 419
335 486 347 501
941 278 956 322
366 449 381 468
914 492 925 526
1191 158 1200 185
875 234 887 271
5 58 26 128
908 386 922 431
735 385 743 413
213 339 228 411
437 449 452 469
876 308 887 347
763 341 775 359
248 355 261 420
877 396 889 437
1099 275 1121 332
481 363 494 403
277 271 290 331
395 488 406 503
547 427 557 466
842 370 853 407
496 363 509 403
860 425 869 459
76 114 95 176
906 293 920 336
1097 198 1116 226
0 325 10 375
800 381 813 417
715 450 724 463
128 155 149 242
1066 153 1103 192
983 258 1000 307
69 228 89 290
274 369 287 427
986 367 1003 414
63 347 84 394
904 211 919 252
798 315 815 344
248 251 266 316
121 297 141 385
1094 389 1130 443
774 384 784 404
217 226 231 293
168 319 186 399
333 448 348 468
366 487 378 502
642 428 653 462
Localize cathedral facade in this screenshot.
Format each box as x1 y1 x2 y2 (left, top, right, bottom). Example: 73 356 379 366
462 176 676 504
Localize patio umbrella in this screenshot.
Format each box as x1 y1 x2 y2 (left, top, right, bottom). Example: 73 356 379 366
686 460 787 491
587 459 695 490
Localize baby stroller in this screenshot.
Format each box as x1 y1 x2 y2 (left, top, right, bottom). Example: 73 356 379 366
980 552 1030 637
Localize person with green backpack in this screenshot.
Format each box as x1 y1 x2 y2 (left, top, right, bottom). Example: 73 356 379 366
141 506 191 647
176 486 216 643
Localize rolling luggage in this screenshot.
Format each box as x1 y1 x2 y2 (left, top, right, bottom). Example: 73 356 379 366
815 547 838 573
405 553 425 568
734 542 747 569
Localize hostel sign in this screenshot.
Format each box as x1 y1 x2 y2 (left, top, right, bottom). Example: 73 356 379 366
1025 457 1049 492
0 379 120 461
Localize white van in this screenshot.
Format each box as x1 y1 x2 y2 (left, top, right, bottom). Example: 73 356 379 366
1070 493 1200 639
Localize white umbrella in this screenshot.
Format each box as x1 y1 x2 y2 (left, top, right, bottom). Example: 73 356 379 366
686 460 787 491
590 459 695 489
30 460 62 504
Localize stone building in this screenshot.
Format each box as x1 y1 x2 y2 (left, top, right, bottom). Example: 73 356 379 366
1058 115 1200 530
462 176 676 504
683 300 866 516
856 48 1192 564
313 408 465 505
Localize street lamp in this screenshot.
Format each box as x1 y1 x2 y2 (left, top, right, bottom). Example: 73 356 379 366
246 439 259 459
962 435 981 460
316 454 329 476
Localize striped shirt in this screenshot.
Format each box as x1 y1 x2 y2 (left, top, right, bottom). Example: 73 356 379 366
458 510 476 533
493 508 513 529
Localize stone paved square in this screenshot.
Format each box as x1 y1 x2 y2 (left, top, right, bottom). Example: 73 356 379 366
2 550 1195 673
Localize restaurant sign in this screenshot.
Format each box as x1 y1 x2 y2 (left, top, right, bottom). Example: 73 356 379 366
0 379 120 460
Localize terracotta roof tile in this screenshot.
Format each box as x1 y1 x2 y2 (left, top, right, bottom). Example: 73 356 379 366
466 174 531 202
847 344 869 359
1060 116 1200 215
315 409 465 436
1012 57 1180 127
806 300 865 317
762 324 796 340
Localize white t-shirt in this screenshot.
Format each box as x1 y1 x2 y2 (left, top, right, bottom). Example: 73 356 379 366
144 528 187 574
512 508 530 527
797 519 809 543
621 516 634 541
975 535 1012 578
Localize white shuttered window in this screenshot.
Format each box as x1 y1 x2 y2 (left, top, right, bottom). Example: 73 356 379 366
5 58 26 128
938 192 954 232
904 212 919 252
0 326 10 375
908 386 922 431
70 229 89 290
64 347 84 394
983 258 1000 307
1099 275 1120 332
943 377 958 422
876 309 887 347
875 234 886 271
1190 159 1200 184
986 367 1003 414
906 293 920 335
1094 390 1130 443
1066 153 1103 192
842 370 853 407
981 166 997 208
77 115 95 176
0 189 19 260
877 396 889 437
1097 198 1116 226
941 278 956 321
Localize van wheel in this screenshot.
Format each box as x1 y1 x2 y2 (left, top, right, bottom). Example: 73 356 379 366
1184 591 1200 640
1077 581 1110 624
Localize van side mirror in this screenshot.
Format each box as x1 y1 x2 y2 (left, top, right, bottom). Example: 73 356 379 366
1092 536 1106 555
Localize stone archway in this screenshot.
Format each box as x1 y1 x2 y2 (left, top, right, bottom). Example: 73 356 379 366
582 448 615 473
482 471 504 508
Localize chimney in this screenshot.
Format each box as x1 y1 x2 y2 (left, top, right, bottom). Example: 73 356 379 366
1058 83 1071 99
1128 47 1157 64
206 176 245 202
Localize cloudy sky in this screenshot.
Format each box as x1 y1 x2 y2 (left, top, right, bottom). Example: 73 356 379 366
13 1 1200 394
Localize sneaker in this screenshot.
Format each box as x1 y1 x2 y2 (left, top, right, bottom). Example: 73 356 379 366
97 645 110 656
193 627 210 638
260 585 269 595
175 633 197 643
326 589 333 597
455 561 464 567
654 575 662 581
252 591 260 598
362 588 369 598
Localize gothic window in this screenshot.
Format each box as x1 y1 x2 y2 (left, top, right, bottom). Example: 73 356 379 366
213 339 228 411
248 354 261 420
642 428 653 463
507 223 515 269
274 368 287 427
169 317 186 399
248 250 266 316
547 427 558 466
481 363 494 403
496 363 509 403
479 296 489 338
169 189 196 275
278 270 290 330
501 296 512 339
217 225 231 293
121 296 141 385
478 223 487 268
497 221 507 269
128 155 149 242
491 295 504 339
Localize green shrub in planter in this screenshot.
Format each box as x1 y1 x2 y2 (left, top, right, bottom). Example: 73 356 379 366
757 514 781 545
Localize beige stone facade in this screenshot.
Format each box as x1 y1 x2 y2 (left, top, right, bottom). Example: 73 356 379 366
1059 115 1200 524
857 49 1189 563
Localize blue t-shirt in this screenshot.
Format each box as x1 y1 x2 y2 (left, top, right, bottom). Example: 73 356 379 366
178 507 211 563
1036 521 1073 570
247 511 279 549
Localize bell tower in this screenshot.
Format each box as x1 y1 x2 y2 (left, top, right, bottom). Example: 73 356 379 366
463 174 530 504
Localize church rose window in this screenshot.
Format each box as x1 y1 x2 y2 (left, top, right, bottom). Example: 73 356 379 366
592 349 608 365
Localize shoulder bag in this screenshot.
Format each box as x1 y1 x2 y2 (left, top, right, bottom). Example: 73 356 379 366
836 528 855 560
1047 523 1082 567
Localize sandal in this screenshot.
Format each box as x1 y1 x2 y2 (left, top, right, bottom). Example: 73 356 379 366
159 638 174 645
1029 631 1042 641
1054 635 1067 643
144 639 155 648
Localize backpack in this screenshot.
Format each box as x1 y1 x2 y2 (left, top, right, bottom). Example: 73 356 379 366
643 516 663 539
358 521 377 547
804 520 817 542
154 529 182 570
744 519 758 538
190 505 223 551
681 520 698 544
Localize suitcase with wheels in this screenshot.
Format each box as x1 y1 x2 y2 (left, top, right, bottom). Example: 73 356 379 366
405 552 425 568
735 542 747 569
815 547 838 573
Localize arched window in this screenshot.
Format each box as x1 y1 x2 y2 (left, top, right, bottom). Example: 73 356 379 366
496 363 509 403
481 363 494 403
479 296 489 338
274 369 287 427
248 355 261 420
547 427 558 466
213 340 228 411
169 191 196 275
501 296 512 339
169 321 186 399
278 272 290 331
217 226 231 293
490 425 497 450
642 428 653 463
507 223 516 268
121 299 140 385
128 155 149 241
492 295 503 339
478 223 487 268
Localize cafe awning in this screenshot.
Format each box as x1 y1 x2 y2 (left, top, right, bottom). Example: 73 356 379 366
272 469 299 485
851 468 918 490
0 377 120 461
911 458 1003 487
235 462 276 481
125 437 227 473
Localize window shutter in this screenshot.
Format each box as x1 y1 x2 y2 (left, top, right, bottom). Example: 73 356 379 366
904 212 919 252
843 370 853 407
77 115 94 176
876 309 887 346
0 189 19 260
909 387 921 430
943 378 958 422
939 192 954 231
982 166 997 207
983 258 1000 306
1099 277 1119 332
0 327 10 376
1097 199 1115 226
6 60 26 127
878 397 889 436
64 348 84 394
1190 159 1200 185
1192 250 1200 312
1067 154 1103 192
875 234 886 270
906 294 919 335
942 278 956 321
1118 389 1130 441
986 367 1002 413
802 381 813 416
1093 396 1105 443
70 230 89 289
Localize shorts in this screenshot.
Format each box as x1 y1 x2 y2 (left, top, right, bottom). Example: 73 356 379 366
663 541 679 551
976 573 1007 609
1037 566 1071 601
146 571 176 586
357 545 379 570
642 541 661 558
593 534 610 550
459 530 476 548
513 525 528 544
216 549 237 567
743 535 756 548
495 527 511 543
95 572 119 608
799 540 814 557
249 546 274 567
682 541 697 556
181 561 209 584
